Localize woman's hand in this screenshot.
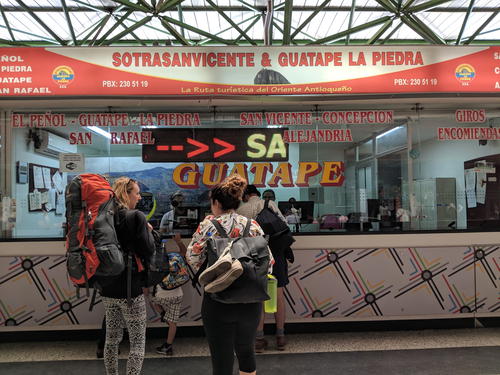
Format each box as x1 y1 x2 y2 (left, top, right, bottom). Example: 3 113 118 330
173 233 182 244
147 223 153 232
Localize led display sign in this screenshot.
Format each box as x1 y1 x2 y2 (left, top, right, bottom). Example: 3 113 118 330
142 128 288 162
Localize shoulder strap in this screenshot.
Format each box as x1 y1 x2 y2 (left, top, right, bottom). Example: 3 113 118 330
210 219 228 238
242 218 252 237
264 199 270 209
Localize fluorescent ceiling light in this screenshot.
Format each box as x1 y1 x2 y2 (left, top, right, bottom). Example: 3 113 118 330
88 126 111 139
376 126 403 139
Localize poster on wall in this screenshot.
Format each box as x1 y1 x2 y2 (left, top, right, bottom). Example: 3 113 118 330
464 168 477 208
28 163 64 213
0 46 499 97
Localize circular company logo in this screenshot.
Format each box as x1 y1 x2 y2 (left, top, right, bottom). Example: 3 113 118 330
455 64 475 85
52 66 75 87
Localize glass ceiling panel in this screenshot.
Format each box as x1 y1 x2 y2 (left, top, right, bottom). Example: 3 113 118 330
0 0 498 45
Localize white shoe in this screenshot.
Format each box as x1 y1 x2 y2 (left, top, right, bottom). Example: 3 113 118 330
199 246 233 285
204 259 244 293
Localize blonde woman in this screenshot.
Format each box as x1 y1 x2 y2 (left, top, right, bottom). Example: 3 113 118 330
100 177 155 375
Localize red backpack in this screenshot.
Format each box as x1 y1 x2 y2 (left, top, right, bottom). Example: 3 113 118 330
65 174 125 294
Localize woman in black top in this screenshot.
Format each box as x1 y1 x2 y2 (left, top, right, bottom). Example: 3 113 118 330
100 177 155 375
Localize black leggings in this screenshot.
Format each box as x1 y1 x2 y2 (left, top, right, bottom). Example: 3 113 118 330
202 296 261 375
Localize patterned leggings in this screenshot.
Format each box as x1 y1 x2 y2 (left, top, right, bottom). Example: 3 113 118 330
102 295 147 375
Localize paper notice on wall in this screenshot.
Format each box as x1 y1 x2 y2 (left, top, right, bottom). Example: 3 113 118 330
42 168 52 189
33 166 44 189
55 192 65 215
40 190 49 205
29 190 42 210
52 172 64 193
476 171 487 204
464 169 477 208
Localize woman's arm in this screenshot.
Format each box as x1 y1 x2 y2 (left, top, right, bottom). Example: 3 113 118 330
186 217 214 273
131 210 155 259
173 233 187 257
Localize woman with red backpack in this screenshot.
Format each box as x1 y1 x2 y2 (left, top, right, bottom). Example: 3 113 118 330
100 177 155 375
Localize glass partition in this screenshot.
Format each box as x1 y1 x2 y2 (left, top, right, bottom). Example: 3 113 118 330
3 105 500 239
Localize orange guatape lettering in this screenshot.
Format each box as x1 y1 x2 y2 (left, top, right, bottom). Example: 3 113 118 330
171 162 345 188
296 162 322 187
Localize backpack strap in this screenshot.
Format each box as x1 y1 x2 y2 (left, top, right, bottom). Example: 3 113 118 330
192 257 208 288
242 218 252 237
264 200 270 209
210 219 229 238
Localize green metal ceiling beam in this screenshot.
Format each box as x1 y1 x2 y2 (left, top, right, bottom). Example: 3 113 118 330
205 0 256 46
234 0 260 13
272 20 290 45
309 15 391 45
0 38 30 46
346 0 356 45
380 20 403 44
375 0 398 14
60 0 77 45
0 4 16 41
80 14 111 45
283 0 293 45
2 4 499 13
90 13 112 45
408 13 446 44
274 16 316 42
402 0 416 11
158 0 185 13
111 0 150 13
96 10 134 45
290 0 331 39
72 0 110 13
160 17 191 45
464 10 498 45
0 24 57 43
400 14 443 44
235 15 260 43
407 0 453 13
199 14 258 45
455 0 475 45
177 4 185 37
101 15 153 45
161 15 236 45
14 0 67 45
368 18 393 44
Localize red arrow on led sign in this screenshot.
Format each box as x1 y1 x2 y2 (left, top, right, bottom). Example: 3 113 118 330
187 138 209 158
213 138 235 158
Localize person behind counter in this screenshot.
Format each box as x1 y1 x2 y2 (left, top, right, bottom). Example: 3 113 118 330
100 177 155 375
186 175 273 375
159 191 185 235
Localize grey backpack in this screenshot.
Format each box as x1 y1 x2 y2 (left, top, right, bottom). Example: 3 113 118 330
206 219 270 304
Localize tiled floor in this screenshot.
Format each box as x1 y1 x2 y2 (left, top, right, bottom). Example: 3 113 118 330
0 328 499 374
1 328 500 362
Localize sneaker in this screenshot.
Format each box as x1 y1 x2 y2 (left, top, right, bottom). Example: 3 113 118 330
255 337 268 353
156 343 173 356
96 346 104 359
199 248 233 285
276 335 286 351
204 259 243 293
